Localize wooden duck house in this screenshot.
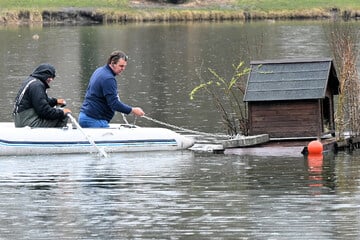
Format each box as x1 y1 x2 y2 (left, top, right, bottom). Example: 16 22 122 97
243 58 339 139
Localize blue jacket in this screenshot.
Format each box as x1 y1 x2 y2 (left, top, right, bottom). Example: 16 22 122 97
80 65 132 122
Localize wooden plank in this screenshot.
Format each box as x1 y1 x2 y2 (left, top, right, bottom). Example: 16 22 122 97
222 134 269 148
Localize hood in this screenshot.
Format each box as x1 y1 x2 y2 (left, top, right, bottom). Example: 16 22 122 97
30 63 56 85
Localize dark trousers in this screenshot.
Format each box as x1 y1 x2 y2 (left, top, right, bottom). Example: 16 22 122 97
14 108 68 128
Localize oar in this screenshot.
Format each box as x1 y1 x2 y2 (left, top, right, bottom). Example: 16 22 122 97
67 114 108 158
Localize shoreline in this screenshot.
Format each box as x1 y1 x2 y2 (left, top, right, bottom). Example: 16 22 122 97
0 7 358 25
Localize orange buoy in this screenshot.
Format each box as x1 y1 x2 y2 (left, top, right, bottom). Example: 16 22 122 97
307 140 323 155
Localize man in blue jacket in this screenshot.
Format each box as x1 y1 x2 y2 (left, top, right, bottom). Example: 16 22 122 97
78 50 145 128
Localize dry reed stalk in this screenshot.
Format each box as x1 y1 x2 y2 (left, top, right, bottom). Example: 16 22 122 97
326 21 360 139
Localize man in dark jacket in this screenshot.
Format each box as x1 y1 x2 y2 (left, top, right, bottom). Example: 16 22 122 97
13 63 71 128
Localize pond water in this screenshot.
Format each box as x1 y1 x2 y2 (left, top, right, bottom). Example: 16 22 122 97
0 20 334 133
0 151 359 239
1 20 360 239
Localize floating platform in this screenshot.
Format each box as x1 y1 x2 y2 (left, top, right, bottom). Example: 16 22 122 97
189 134 270 154
188 133 353 157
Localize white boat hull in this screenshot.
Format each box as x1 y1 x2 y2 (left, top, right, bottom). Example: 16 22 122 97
0 123 195 156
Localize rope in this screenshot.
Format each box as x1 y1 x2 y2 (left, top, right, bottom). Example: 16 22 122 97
141 115 231 139
121 113 129 124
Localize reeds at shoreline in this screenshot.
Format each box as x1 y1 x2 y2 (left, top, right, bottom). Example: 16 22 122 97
2 7 360 25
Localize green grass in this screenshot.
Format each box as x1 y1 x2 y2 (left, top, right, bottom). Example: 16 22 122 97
235 0 360 11
2 0 360 11
0 0 129 9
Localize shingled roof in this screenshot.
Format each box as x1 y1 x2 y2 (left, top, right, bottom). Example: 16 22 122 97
243 58 339 102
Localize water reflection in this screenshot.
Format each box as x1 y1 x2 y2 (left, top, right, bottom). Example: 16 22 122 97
0 151 196 239
307 153 337 192
2 150 360 239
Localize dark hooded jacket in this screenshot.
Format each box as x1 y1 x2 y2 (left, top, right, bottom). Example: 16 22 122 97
13 64 66 120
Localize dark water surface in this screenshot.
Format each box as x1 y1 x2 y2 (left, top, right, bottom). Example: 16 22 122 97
0 151 359 239
1 21 360 239
0 21 334 133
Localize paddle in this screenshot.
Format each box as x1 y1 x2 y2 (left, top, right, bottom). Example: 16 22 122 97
67 114 108 158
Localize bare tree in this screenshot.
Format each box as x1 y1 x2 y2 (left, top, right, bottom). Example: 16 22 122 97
324 20 360 140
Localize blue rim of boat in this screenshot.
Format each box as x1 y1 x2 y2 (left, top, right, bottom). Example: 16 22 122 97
0 139 178 148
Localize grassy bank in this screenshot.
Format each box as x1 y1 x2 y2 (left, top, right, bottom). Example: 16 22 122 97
0 0 128 9
1 0 360 10
236 0 360 11
1 0 360 24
